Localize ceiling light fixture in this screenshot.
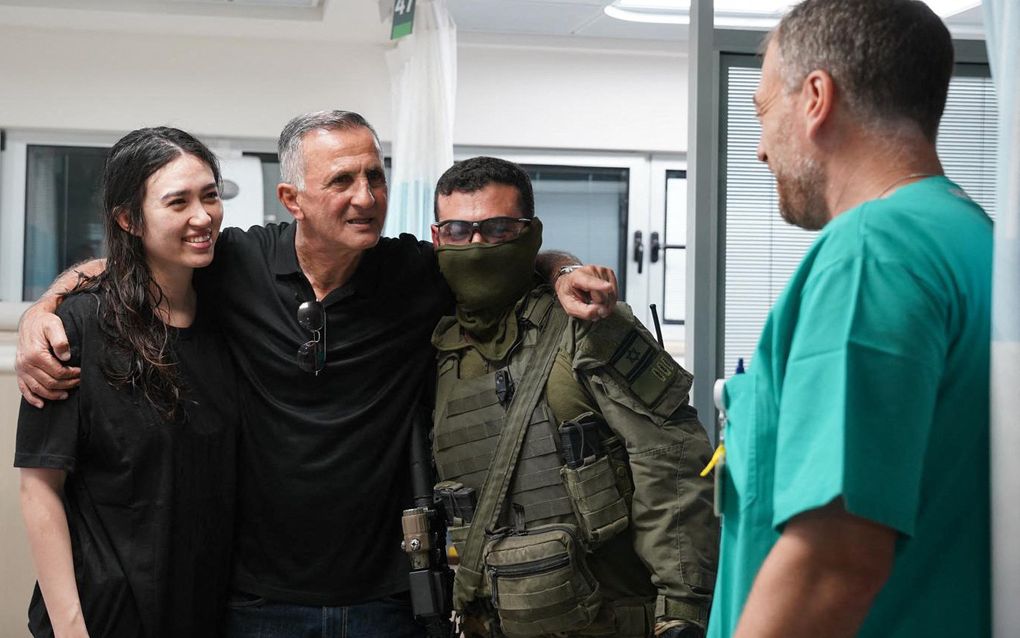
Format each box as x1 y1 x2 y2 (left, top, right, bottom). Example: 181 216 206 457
604 0 982 28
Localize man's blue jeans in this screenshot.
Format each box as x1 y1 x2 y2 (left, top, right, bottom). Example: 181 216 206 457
224 591 426 638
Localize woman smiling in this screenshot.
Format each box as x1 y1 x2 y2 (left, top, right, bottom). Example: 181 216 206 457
15 127 239 638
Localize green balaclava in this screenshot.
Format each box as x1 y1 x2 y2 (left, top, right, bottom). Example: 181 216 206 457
436 218 544 349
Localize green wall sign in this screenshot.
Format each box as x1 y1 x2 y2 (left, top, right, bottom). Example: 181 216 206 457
391 0 416 39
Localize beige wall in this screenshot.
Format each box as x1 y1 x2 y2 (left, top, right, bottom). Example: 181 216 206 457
0 331 34 636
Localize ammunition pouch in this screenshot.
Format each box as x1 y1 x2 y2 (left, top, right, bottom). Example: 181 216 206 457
559 454 630 549
483 524 602 637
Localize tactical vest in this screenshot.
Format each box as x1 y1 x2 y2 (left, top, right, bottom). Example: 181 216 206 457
433 291 654 638
433 292 575 531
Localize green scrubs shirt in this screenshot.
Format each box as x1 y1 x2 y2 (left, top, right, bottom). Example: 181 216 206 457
707 177 992 637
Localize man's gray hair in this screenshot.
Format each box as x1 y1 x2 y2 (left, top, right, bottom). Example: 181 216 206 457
771 0 954 142
278 110 382 190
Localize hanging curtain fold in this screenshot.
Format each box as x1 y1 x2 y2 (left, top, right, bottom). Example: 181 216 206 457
983 1 1020 636
384 0 457 241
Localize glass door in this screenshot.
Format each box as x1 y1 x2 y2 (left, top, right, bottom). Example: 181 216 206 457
524 163 629 293
646 157 688 366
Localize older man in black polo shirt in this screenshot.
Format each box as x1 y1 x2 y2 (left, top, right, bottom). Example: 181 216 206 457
15 110 617 637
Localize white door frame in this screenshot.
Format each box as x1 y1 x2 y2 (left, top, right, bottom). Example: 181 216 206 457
0 129 122 305
647 155 687 356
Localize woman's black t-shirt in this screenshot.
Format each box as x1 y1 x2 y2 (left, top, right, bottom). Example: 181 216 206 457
14 291 238 638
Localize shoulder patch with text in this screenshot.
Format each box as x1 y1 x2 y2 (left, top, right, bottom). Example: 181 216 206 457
609 330 680 408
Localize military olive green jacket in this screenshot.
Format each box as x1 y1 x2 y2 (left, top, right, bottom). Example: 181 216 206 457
432 286 719 633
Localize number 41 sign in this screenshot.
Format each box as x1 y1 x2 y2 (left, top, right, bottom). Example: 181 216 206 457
391 0 416 39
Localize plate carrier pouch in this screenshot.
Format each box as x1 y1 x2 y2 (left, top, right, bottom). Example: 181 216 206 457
559 454 630 548
556 412 631 548
483 523 601 637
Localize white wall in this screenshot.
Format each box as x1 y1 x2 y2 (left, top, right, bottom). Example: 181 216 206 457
456 38 688 152
0 26 688 153
0 26 392 141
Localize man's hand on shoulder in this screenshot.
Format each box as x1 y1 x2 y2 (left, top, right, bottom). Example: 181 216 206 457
16 301 79 408
15 258 102 407
555 265 618 321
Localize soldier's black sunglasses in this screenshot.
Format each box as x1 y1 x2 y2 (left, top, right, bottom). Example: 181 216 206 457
433 217 531 245
297 300 326 375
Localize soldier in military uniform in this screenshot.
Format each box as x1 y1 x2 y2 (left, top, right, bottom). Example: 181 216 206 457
429 157 718 638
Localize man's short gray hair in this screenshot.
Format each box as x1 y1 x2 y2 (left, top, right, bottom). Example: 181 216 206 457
772 0 954 142
277 110 382 190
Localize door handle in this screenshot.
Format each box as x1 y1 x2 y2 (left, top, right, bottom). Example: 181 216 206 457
650 232 661 264
633 230 644 274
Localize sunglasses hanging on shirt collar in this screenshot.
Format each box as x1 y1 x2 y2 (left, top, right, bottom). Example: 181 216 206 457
297 300 326 375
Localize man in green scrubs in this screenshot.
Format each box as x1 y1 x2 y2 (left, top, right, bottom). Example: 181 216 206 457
707 1 992 637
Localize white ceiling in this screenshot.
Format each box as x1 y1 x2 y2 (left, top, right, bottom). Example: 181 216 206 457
0 0 986 44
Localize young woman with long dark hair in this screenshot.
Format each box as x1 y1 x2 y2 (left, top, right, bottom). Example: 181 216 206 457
15 127 238 638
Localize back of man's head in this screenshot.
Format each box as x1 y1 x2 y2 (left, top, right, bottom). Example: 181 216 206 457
773 0 954 142
434 156 535 220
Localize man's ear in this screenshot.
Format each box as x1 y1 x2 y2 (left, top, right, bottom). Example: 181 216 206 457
115 207 137 235
430 223 441 245
278 183 302 220
802 69 836 140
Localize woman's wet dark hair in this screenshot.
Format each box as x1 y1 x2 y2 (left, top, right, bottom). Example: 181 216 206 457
76 127 221 420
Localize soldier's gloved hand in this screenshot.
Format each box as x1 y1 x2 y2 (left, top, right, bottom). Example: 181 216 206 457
654 619 705 638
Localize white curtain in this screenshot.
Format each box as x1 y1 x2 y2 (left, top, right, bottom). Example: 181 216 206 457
384 0 457 241
983 1 1020 636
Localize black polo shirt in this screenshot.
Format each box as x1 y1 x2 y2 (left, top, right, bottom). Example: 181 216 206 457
197 223 452 605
